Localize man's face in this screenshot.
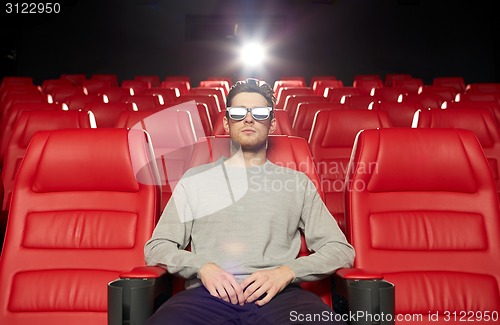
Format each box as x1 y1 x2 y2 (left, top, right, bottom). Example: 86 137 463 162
223 92 276 152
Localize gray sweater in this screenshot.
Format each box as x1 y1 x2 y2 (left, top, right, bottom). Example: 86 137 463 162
144 158 355 289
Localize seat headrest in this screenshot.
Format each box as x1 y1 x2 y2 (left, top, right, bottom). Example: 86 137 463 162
416 109 500 148
316 110 391 148
17 110 91 147
355 128 480 193
31 129 145 192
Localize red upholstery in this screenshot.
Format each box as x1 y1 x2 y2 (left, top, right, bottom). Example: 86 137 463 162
161 80 190 96
352 79 383 96
324 87 361 103
123 107 200 209
84 102 134 128
212 109 294 136
121 95 161 111
145 88 179 106
1 110 93 211
384 73 412 87
432 76 466 93
176 94 221 124
273 80 306 94
403 92 445 109
345 128 500 323
185 135 331 305
199 80 230 95
48 86 86 103
0 128 160 325
41 79 73 94
420 85 458 102
82 79 109 95
311 79 343 96
343 95 381 110
135 75 161 88
60 74 86 87
0 103 63 167
121 80 150 96
292 102 344 139
91 74 119 87
63 94 103 110
282 94 328 121
378 101 422 127
190 87 226 111
392 78 424 94
97 87 131 103
465 83 500 94
414 108 500 196
372 87 407 102
308 109 392 231
275 87 313 109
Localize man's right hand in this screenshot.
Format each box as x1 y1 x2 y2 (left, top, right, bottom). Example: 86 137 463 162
198 263 245 305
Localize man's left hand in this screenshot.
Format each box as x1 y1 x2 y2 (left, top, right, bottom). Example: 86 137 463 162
240 265 295 306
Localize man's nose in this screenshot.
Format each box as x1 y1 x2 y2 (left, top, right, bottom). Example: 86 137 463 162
243 111 255 123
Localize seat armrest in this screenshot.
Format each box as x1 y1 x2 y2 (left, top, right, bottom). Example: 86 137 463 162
334 268 395 325
108 265 172 325
120 265 167 279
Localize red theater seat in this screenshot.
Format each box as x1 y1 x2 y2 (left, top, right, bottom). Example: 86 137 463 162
135 75 161 88
124 108 200 209
190 87 226 111
121 80 150 96
84 102 134 128
343 95 381 110
414 108 500 196
324 87 361 103
161 80 190 96
0 128 161 325
121 95 161 111
432 76 466 93
392 78 424 94
275 87 314 110
91 74 119 87
1 110 94 212
0 103 63 168
378 101 422 127
292 102 344 139
282 94 328 120
176 94 221 123
98 87 132 103
48 86 86 103
273 79 306 94
344 128 500 323
384 73 412 87
308 109 392 230
199 80 230 96
352 79 383 96
41 79 73 94
60 74 86 87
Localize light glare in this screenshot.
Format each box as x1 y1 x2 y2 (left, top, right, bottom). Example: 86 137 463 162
240 43 265 66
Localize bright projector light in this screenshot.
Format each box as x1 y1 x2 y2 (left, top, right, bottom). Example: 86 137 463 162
240 42 265 66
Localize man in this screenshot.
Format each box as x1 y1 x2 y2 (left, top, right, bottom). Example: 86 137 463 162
144 78 354 324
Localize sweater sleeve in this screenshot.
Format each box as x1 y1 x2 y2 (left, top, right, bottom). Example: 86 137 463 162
283 178 355 282
144 182 212 279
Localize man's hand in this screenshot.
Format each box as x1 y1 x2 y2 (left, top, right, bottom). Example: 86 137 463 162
240 266 296 306
198 263 245 305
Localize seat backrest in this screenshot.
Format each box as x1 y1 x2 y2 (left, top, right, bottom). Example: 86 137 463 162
0 103 63 167
282 94 328 121
186 135 331 305
345 128 500 319
1 110 94 211
176 94 221 123
84 102 134 128
414 108 500 195
292 102 344 139
352 79 383 96
121 95 161 111
378 101 422 127
124 106 200 209
392 78 423 94
308 109 392 230
275 87 313 109
432 76 466 93
324 87 361 103
343 95 381 110
0 128 161 325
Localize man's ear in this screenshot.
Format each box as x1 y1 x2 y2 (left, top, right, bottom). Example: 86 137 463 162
223 115 230 133
268 117 277 135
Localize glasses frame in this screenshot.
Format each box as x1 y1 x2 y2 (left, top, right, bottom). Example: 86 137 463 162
226 106 273 121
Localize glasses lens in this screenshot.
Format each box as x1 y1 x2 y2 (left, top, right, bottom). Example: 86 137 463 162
251 107 270 120
228 107 247 120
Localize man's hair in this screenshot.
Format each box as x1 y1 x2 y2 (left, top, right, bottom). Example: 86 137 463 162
226 78 276 109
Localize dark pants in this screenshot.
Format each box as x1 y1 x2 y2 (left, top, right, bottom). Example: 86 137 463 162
145 284 346 325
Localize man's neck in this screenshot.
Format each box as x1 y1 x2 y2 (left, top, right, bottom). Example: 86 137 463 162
226 144 267 167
